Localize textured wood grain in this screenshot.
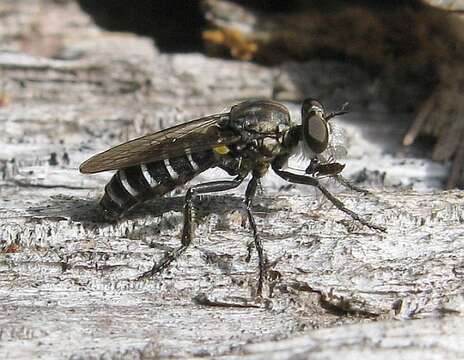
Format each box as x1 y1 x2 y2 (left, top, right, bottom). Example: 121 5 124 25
2 169 464 359
0 1 463 359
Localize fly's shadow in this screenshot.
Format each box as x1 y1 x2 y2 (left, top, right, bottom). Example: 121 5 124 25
27 194 277 232
27 195 105 223
27 195 184 224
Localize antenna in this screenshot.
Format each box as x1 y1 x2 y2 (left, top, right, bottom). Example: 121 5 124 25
325 102 350 121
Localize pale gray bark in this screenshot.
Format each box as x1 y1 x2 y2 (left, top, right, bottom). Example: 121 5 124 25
0 1 463 359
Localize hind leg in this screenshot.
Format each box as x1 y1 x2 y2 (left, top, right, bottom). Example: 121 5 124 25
138 178 243 279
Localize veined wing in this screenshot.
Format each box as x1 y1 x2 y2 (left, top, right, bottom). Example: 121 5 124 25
80 113 240 173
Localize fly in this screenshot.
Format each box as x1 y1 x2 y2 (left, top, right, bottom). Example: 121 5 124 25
80 99 385 297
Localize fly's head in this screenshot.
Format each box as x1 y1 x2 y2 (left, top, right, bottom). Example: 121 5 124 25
300 98 349 176
301 99 329 155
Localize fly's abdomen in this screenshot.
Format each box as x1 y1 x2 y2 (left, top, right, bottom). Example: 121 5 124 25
100 149 217 219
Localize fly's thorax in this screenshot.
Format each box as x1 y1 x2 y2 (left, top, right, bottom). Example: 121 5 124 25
239 115 291 138
229 99 291 135
230 99 290 121
222 100 293 166
240 117 291 157
259 136 285 158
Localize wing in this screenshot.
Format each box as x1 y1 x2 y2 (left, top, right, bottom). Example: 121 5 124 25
80 113 240 173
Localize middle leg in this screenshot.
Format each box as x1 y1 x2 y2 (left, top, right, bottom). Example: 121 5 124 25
244 175 266 297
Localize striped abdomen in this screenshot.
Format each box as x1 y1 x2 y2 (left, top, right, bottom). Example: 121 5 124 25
100 150 216 219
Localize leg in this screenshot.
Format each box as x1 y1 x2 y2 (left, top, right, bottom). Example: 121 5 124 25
244 175 266 297
307 162 346 178
273 168 386 232
334 174 371 195
138 178 243 280
305 158 368 195
305 158 368 194
305 157 321 176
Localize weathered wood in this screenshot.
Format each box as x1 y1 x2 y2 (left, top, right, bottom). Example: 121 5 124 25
230 315 464 359
2 177 464 359
0 1 463 359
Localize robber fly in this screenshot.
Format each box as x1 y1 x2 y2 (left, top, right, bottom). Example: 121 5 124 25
80 99 385 296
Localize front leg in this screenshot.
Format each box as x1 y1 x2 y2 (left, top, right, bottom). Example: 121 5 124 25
306 160 345 178
311 154 371 195
273 167 386 232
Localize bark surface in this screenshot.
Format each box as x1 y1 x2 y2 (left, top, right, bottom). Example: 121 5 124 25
0 1 463 359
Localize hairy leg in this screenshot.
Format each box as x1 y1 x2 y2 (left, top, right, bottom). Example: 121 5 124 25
273 168 385 232
138 178 244 280
244 175 266 297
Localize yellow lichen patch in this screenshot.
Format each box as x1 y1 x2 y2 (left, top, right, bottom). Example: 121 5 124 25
203 27 258 61
213 145 231 155
0 92 11 107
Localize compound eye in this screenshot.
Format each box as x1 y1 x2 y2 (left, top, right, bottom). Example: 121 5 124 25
303 110 329 154
302 99 324 114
